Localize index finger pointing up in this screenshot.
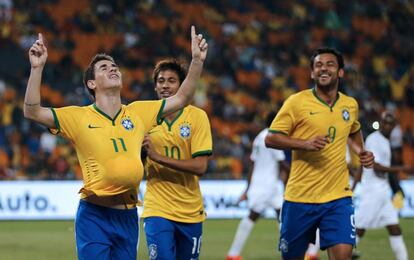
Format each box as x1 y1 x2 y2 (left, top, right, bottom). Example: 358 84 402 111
38 33 43 44
191 25 195 38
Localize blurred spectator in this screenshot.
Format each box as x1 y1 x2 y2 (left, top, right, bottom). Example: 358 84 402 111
0 0 414 180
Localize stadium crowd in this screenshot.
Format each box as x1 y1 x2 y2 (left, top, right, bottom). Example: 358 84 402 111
1 0 414 180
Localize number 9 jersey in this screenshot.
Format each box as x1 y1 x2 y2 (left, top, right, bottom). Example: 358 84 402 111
143 105 213 223
269 88 360 203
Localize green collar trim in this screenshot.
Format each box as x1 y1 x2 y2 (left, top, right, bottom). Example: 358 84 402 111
164 108 184 131
312 87 340 110
93 103 122 126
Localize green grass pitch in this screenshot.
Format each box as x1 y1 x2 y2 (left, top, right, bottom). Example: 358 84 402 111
0 218 413 259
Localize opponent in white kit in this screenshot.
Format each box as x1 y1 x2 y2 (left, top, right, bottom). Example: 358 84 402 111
355 111 412 260
226 111 289 260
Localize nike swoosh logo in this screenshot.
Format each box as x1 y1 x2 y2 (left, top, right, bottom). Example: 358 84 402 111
309 111 320 115
88 124 101 129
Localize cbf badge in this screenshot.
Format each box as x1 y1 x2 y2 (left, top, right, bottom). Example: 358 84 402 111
121 118 134 130
342 109 350 121
179 123 191 138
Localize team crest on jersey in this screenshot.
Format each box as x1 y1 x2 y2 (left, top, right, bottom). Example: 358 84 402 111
342 109 350 121
149 244 157 259
179 123 191 138
121 118 134 130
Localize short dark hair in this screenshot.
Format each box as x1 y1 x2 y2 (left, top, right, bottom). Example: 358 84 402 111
83 53 115 98
310 47 344 69
152 59 186 85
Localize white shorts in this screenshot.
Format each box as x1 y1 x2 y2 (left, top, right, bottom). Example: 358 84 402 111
247 188 283 213
355 188 399 229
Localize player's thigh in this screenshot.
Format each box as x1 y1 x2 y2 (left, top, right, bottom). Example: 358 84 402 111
381 199 399 226
319 197 355 250
175 222 203 260
144 217 175 260
110 210 139 260
355 192 387 228
247 191 269 213
75 201 112 260
279 201 319 259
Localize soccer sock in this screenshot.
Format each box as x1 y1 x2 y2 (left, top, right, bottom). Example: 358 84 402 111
389 235 408 260
306 229 320 256
227 217 255 256
355 235 360 246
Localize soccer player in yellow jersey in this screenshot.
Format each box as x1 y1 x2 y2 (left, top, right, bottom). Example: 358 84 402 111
141 59 212 260
23 26 208 260
265 48 375 260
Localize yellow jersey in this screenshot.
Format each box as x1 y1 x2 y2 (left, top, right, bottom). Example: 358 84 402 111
269 88 360 203
50 100 165 205
142 105 213 223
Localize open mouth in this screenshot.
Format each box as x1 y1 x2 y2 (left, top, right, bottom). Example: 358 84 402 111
319 74 330 80
109 74 119 79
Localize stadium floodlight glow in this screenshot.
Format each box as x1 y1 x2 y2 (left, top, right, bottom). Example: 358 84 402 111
372 121 379 130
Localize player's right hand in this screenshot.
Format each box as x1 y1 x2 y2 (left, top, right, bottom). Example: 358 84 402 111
304 135 329 151
191 25 208 63
29 33 48 69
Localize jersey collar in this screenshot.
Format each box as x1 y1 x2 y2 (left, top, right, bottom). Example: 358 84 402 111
164 108 184 131
312 87 340 111
92 103 123 126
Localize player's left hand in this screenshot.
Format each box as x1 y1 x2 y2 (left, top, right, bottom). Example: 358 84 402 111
359 150 374 168
191 25 208 62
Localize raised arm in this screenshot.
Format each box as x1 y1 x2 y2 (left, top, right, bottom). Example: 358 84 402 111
162 26 208 116
23 33 55 128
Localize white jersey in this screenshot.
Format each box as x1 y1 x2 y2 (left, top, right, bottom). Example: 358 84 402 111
249 129 285 192
247 129 286 212
356 130 398 228
361 131 391 190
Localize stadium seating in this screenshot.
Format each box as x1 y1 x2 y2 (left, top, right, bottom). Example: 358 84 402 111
0 0 413 180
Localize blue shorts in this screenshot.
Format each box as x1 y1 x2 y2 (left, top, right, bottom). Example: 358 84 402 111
75 200 139 260
144 216 202 260
279 197 355 259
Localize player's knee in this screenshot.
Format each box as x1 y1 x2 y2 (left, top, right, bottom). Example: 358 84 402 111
387 225 402 236
248 210 260 221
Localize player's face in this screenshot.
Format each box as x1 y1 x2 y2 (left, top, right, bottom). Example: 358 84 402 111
92 60 122 92
311 53 344 89
381 118 395 137
154 70 180 99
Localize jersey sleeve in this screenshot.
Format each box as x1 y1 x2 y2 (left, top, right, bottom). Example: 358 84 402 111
191 110 213 158
128 99 166 132
269 95 296 135
49 106 84 140
350 98 361 134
